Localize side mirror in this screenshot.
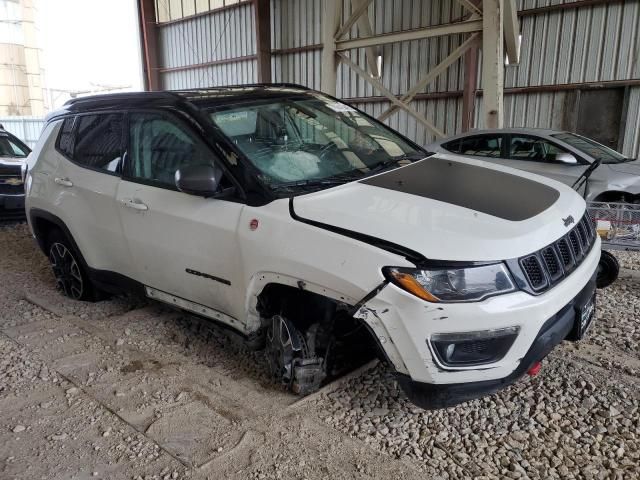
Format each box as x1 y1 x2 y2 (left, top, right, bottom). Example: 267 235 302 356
556 153 578 165
175 164 221 197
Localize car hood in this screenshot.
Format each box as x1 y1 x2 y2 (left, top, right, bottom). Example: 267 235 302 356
292 154 586 262
605 159 640 175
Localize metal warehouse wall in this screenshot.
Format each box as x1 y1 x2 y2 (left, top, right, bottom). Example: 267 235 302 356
0 116 44 148
155 0 640 157
158 1 257 88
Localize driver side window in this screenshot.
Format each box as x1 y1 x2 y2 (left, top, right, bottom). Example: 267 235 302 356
127 112 216 188
509 135 570 163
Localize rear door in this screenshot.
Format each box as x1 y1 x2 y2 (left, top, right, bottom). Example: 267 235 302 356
51 113 132 275
445 134 507 166
116 110 245 323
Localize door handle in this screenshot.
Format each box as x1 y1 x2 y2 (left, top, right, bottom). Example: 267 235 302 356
54 177 73 187
120 198 149 211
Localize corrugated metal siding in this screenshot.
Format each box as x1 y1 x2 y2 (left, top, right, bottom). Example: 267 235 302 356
0 116 44 148
161 59 257 89
623 86 640 159
155 0 640 155
504 1 640 88
157 2 257 88
270 0 322 89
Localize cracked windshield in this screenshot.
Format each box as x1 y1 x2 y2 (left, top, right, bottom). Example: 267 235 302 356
210 95 424 188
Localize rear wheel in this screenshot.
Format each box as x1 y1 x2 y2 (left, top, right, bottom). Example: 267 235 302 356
47 230 96 301
596 250 620 289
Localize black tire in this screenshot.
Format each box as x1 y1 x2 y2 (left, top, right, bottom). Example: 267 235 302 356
46 229 98 301
597 250 620 289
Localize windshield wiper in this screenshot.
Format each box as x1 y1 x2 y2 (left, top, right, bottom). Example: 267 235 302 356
572 158 602 197
269 177 351 191
367 152 428 174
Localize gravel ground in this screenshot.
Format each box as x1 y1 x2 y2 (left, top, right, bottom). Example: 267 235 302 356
312 250 640 479
1 221 639 479
612 251 640 271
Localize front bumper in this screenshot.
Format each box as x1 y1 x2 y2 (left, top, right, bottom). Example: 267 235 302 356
353 237 600 408
397 270 596 409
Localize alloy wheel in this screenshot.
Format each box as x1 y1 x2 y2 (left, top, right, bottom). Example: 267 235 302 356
49 242 84 300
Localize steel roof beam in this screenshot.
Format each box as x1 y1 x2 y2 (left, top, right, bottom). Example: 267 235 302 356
378 33 480 122
337 52 445 138
504 0 520 64
335 19 483 51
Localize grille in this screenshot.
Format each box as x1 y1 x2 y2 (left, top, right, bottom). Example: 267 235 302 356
520 255 546 290
0 164 21 176
0 182 23 195
459 339 492 355
518 212 596 293
568 230 582 259
541 247 562 281
556 238 573 269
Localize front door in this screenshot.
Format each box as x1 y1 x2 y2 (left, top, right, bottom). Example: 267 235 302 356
116 111 245 323
498 134 588 189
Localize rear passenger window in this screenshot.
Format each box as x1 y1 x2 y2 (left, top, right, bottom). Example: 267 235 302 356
56 117 76 158
459 135 503 158
73 114 123 173
442 139 461 153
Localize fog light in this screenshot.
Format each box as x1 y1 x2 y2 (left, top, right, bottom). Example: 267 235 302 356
430 327 519 367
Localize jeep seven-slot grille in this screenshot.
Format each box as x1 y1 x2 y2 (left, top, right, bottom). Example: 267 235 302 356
518 213 596 293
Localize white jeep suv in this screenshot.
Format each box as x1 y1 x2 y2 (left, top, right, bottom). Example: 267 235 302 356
25 85 600 409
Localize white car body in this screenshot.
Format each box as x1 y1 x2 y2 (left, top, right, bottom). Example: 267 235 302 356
25 87 600 409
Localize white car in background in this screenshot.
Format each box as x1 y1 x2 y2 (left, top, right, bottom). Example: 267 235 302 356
25 85 600 409
427 128 640 203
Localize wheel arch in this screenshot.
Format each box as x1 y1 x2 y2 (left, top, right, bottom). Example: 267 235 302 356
244 272 359 332
29 209 90 270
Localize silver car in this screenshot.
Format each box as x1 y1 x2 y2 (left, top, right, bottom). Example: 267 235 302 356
426 128 640 202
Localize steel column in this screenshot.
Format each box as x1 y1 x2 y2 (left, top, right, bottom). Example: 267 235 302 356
254 0 272 83
462 35 480 131
139 0 161 91
482 0 504 128
321 0 341 95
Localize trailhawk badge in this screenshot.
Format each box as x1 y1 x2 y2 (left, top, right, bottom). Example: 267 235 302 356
563 215 575 227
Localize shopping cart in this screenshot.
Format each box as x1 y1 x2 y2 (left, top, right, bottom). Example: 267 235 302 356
587 202 640 251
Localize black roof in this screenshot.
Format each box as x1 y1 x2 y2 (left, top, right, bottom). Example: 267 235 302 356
48 83 313 120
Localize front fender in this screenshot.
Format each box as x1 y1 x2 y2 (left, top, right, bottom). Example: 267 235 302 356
243 271 360 332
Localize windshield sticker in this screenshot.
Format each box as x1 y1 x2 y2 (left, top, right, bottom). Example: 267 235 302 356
326 102 356 113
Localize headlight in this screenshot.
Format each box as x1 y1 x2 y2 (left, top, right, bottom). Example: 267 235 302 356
384 263 516 303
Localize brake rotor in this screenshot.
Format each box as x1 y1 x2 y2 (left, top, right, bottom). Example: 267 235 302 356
265 315 307 384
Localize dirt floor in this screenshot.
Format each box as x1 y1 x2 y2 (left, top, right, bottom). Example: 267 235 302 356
0 221 638 480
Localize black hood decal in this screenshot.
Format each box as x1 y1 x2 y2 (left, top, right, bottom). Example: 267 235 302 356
360 157 560 221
